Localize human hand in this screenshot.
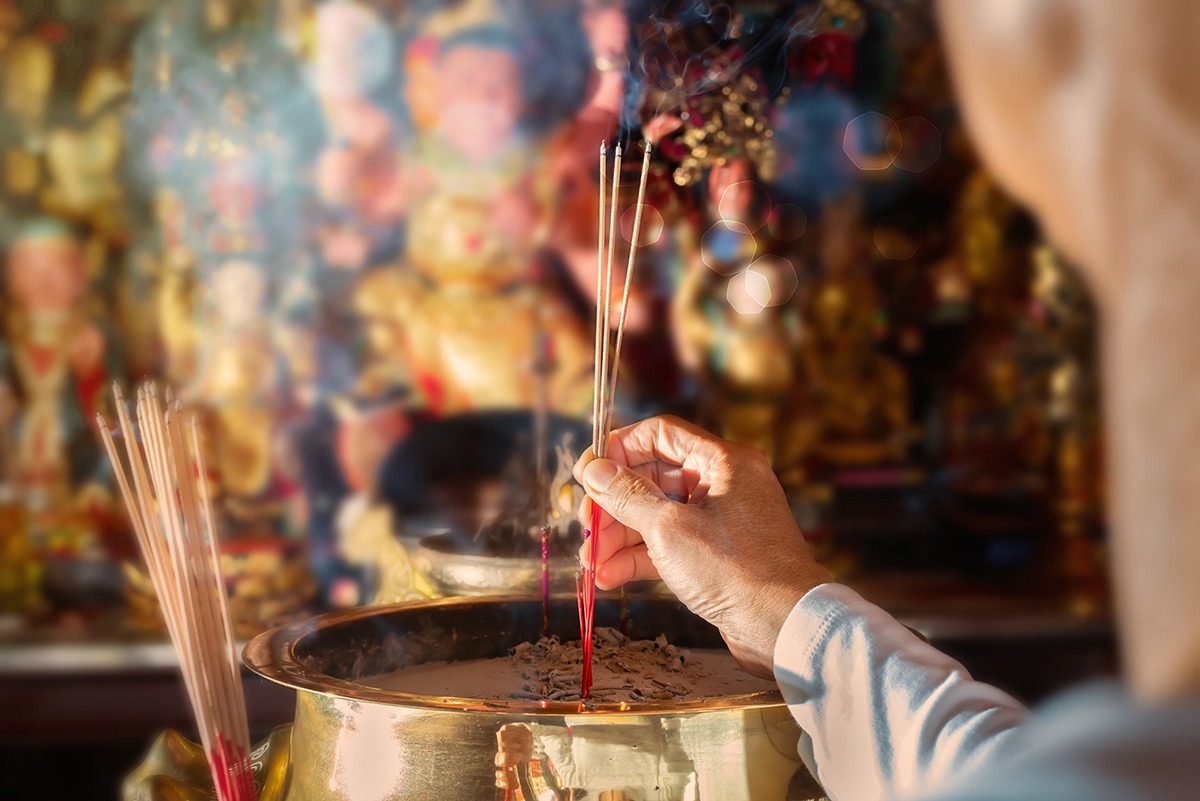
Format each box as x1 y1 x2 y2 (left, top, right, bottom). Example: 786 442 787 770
573 415 832 678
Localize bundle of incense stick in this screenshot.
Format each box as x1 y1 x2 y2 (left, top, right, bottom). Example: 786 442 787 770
96 385 256 801
579 140 653 698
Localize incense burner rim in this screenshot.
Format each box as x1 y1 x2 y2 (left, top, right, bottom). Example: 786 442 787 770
243 594 786 716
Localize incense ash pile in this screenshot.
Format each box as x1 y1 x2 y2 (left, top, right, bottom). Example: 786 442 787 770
365 627 778 704
512 628 731 703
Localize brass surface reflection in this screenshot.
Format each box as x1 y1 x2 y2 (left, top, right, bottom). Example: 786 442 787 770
242 596 828 800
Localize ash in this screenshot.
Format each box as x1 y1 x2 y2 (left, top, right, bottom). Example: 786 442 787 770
510 627 711 703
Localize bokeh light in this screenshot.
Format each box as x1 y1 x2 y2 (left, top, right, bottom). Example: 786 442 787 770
894 116 942 173
701 220 758 276
718 180 771 234
874 212 923 260
843 111 901 171
767 203 807 242
750 254 799 306
727 268 772 315
621 203 665 246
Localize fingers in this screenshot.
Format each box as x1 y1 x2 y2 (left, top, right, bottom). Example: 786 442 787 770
595 543 660 590
577 497 645 564
580 459 670 534
574 416 727 498
574 449 695 502
608 415 727 476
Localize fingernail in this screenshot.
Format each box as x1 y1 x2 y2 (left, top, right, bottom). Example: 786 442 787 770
583 459 618 492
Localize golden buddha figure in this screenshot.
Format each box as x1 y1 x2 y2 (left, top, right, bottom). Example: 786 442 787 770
388 16 593 416
351 267 414 398
187 259 283 529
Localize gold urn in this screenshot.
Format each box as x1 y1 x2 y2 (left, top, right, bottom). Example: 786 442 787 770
230 596 826 800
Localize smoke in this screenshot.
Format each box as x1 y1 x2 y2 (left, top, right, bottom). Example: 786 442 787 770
624 0 825 129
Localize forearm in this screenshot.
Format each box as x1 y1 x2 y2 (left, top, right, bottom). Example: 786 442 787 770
774 584 1027 801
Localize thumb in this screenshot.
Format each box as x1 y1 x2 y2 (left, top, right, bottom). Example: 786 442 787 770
581 459 670 533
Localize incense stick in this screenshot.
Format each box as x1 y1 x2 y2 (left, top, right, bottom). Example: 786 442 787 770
592 141 607 453
97 385 256 801
605 142 653 439
580 141 653 699
597 143 622 459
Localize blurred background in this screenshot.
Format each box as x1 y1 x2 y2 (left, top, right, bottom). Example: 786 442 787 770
0 0 1112 797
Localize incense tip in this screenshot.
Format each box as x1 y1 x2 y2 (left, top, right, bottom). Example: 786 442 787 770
112 381 124 400
614 143 622 155
601 139 606 152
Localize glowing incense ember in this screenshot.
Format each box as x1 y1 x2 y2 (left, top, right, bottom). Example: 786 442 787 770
580 140 653 698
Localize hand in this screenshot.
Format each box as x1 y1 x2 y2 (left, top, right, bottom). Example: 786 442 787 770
573 416 832 678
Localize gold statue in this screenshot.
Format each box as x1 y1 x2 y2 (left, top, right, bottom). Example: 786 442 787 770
350 267 415 399
388 16 594 416
186 259 283 529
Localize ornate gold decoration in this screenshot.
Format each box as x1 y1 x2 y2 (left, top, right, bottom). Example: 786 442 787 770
123 726 292 801
662 70 786 187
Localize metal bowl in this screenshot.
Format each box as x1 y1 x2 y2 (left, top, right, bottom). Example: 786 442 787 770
244 595 825 800
411 536 582 597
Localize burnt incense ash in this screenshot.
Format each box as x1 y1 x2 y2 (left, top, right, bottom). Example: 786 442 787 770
364 627 778 704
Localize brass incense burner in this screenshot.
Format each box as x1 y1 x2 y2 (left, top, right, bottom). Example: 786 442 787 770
238 596 825 800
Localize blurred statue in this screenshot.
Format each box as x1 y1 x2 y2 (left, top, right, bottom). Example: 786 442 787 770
187 258 284 531
646 30 816 477
389 9 593 415
0 35 54 201
545 0 631 294
40 64 129 242
1032 244 1103 532
329 391 432 605
312 0 405 271
0 219 118 509
937 173 1055 496
797 0 867 88
798 195 911 470
153 188 202 387
672 159 808 474
351 266 415 398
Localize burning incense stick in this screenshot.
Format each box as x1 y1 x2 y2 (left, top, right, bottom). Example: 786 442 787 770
580 141 653 699
97 384 256 801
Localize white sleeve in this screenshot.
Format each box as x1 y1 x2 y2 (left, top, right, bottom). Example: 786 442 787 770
773 583 1028 801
